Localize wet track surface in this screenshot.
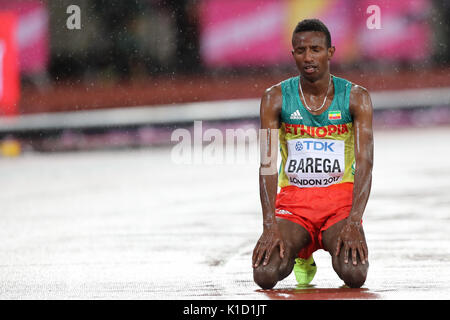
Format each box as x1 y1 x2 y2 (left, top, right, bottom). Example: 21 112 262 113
1 127 449 299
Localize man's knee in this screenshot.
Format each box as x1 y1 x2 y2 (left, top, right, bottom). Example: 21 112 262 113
253 265 279 290
339 261 369 288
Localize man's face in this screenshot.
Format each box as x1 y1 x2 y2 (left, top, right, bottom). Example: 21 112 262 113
291 31 335 81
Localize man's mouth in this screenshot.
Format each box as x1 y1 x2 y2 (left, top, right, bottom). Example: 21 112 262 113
304 65 317 74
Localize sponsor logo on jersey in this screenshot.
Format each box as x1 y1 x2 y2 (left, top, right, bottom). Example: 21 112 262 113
290 110 303 120
295 141 303 151
294 140 335 153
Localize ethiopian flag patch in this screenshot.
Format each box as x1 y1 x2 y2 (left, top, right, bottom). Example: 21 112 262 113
328 111 342 120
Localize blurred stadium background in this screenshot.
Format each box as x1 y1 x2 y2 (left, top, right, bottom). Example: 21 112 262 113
0 0 449 153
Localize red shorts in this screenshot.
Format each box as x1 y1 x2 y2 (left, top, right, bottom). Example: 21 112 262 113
275 182 353 259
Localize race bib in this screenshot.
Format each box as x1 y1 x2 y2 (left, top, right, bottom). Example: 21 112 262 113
285 138 345 188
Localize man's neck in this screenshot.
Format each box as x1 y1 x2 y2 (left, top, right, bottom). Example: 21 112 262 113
300 71 331 96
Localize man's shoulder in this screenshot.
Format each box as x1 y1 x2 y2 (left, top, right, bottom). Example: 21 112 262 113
347 81 373 115
263 76 298 98
346 80 371 104
333 76 370 95
260 82 284 115
262 82 282 100
350 83 370 97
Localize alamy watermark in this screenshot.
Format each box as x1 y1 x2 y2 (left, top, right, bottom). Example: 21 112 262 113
66 5 81 30
170 121 278 175
366 5 381 29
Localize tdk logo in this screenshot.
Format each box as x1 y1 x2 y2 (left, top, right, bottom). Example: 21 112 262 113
299 140 335 152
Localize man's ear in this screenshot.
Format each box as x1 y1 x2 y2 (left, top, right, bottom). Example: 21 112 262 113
328 46 335 59
291 49 294 56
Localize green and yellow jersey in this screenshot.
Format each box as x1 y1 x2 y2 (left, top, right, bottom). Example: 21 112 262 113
278 75 355 189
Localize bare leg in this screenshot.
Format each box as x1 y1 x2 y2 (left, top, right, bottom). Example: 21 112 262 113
322 219 369 288
253 217 311 289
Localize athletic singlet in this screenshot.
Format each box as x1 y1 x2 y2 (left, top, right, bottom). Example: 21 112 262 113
278 75 355 189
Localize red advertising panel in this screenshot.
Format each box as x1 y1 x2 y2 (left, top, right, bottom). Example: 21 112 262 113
0 12 19 116
0 0 49 75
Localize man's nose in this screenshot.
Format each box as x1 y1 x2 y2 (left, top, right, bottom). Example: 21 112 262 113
304 49 314 63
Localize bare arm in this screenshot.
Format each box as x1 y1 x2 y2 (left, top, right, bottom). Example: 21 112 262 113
348 85 374 224
259 85 282 225
335 85 374 265
252 84 283 268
